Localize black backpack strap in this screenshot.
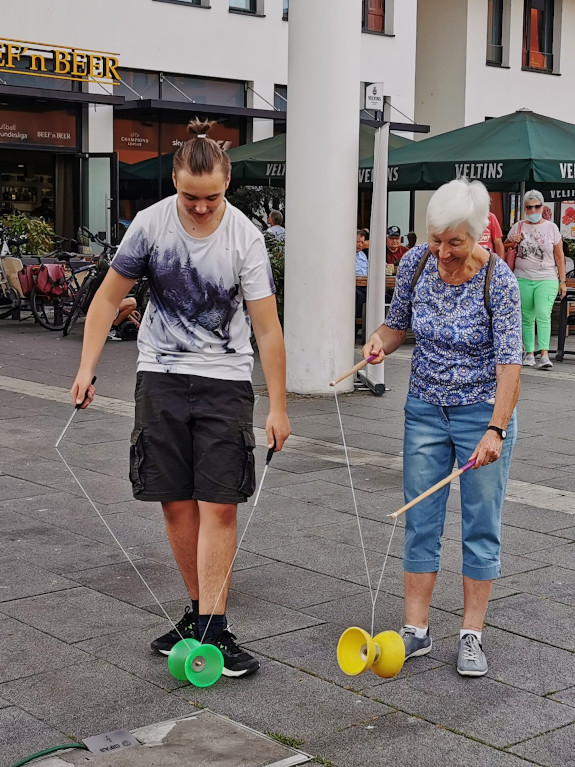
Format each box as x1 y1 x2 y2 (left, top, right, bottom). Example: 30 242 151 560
410 248 432 292
484 251 497 319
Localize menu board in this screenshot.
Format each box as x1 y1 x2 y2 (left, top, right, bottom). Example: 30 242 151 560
560 201 575 239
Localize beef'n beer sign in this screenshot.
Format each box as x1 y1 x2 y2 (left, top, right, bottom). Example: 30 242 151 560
0 38 120 85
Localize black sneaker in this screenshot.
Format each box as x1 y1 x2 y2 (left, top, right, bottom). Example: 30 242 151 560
207 628 260 678
151 606 197 656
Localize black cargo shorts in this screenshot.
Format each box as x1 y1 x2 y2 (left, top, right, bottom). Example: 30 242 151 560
129 371 256 504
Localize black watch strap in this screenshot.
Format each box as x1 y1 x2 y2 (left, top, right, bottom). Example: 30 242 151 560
487 425 506 439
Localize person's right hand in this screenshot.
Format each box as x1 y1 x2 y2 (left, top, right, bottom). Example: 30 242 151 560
362 333 385 364
512 233 522 244
70 372 96 409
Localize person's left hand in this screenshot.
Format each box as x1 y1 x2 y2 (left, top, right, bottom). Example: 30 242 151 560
266 410 291 452
559 282 567 299
469 429 503 468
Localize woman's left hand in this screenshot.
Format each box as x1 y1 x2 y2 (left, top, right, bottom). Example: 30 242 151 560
469 430 503 468
559 282 567 299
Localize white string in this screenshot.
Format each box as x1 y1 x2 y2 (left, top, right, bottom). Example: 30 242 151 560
332 383 399 637
333 387 374 602
56 394 269 651
55 411 193 650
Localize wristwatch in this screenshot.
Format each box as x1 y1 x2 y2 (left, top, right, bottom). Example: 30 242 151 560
487 425 507 440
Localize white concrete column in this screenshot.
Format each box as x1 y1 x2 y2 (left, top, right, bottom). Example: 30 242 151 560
284 0 362 393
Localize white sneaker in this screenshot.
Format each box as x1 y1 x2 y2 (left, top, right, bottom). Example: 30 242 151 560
538 355 553 370
522 353 535 367
107 329 123 342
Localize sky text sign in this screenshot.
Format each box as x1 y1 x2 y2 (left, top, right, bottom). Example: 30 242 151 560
0 38 120 85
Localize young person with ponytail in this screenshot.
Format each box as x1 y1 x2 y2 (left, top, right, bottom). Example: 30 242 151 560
71 119 290 677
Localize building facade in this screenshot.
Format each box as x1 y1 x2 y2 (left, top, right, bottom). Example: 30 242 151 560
1 0 417 242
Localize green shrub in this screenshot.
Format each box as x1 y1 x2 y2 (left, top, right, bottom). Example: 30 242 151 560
0 213 55 255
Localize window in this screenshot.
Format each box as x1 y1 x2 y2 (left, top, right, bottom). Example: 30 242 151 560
274 84 287 111
116 69 160 100
362 0 384 33
283 0 288 20
161 73 245 107
487 0 504 64
153 0 207 6
523 0 554 72
229 0 256 12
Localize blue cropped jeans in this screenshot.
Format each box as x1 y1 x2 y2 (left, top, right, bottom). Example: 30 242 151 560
403 394 517 581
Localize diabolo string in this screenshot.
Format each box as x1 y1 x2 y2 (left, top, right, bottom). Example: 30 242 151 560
332 384 398 638
55 392 271 651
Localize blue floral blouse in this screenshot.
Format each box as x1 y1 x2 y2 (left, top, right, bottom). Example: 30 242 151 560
385 243 523 406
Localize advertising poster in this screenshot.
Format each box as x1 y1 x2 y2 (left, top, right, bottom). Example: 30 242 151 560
560 201 575 239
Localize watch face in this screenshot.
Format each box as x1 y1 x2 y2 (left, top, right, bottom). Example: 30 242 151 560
501 430 507 439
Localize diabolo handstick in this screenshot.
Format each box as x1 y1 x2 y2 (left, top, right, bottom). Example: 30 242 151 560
330 354 377 386
388 458 477 519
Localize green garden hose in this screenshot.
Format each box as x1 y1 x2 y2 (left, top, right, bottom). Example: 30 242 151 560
7 742 88 767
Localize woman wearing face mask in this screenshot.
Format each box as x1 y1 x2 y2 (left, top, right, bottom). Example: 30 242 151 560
505 190 566 369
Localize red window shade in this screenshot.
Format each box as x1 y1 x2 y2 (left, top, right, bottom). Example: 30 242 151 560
367 0 384 32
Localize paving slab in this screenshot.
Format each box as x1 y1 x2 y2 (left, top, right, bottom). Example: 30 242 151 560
174 659 395 742
231 561 368 610
429 627 575 696
523 540 575 568
500 565 575 606
509 723 575 766
0 659 194 741
66 560 189 607
0 615 91 684
0 587 160 643
2 517 133 574
46 510 168 548
501 501 575 533
311 710 539 767
0 557 80 602
487 593 575 650
0 706 71 767
247 623 446 693
373 665 575 747
550 685 575 707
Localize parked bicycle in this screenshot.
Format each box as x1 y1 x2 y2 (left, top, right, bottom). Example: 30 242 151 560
0 224 29 320
62 229 117 336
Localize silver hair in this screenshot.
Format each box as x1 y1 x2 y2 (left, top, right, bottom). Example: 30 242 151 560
523 189 544 207
426 178 490 243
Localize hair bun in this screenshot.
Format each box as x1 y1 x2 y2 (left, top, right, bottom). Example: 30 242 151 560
187 118 215 139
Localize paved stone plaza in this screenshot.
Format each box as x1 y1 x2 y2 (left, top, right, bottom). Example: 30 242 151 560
0 320 574 766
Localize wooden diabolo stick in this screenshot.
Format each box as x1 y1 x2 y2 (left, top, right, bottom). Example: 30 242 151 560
330 354 377 386
389 459 476 519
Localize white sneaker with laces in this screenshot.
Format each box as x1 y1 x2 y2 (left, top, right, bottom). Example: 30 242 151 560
522 353 535 367
457 634 488 677
538 355 553 369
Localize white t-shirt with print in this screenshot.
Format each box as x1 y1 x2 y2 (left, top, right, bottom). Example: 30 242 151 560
509 220 561 280
112 196 275 381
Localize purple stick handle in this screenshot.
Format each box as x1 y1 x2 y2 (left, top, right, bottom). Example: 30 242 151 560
460 458 477 473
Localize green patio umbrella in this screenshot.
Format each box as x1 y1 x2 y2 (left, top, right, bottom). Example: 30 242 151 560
385 109 575 192
227 125 412 185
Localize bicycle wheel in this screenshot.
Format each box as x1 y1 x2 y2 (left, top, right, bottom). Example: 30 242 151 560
30 287 73 331
63 277 93 336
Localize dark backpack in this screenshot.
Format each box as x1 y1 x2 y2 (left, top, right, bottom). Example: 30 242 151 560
410 249 497 318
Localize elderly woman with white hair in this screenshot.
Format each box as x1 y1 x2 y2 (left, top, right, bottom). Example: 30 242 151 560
363 178 522 677
504 189 566 369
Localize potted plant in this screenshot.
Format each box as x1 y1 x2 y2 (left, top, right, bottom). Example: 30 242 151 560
0 212 55 255
265 234 285 325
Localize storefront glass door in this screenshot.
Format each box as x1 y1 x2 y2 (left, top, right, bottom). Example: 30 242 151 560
82 153 118 246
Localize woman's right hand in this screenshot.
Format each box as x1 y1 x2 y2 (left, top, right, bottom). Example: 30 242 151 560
71 371 96 409
512 233 522 244
362 333 385 364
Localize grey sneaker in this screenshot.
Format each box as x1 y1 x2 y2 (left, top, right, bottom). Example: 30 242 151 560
457 634 488 677
522 353 535 367
538 355 553 370
399 625 432 659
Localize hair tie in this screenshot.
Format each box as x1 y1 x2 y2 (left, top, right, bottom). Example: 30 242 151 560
197 134 207 139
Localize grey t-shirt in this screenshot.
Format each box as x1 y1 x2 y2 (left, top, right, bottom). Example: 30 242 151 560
510 220 561 280
112 196 275 381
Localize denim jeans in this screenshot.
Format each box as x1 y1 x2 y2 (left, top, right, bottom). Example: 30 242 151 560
403 394 517 580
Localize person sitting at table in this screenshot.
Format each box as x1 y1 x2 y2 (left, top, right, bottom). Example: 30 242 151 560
386 226 408 268
356 230 368 320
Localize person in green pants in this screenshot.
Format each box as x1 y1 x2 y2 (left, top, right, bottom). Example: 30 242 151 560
505 190 567 369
